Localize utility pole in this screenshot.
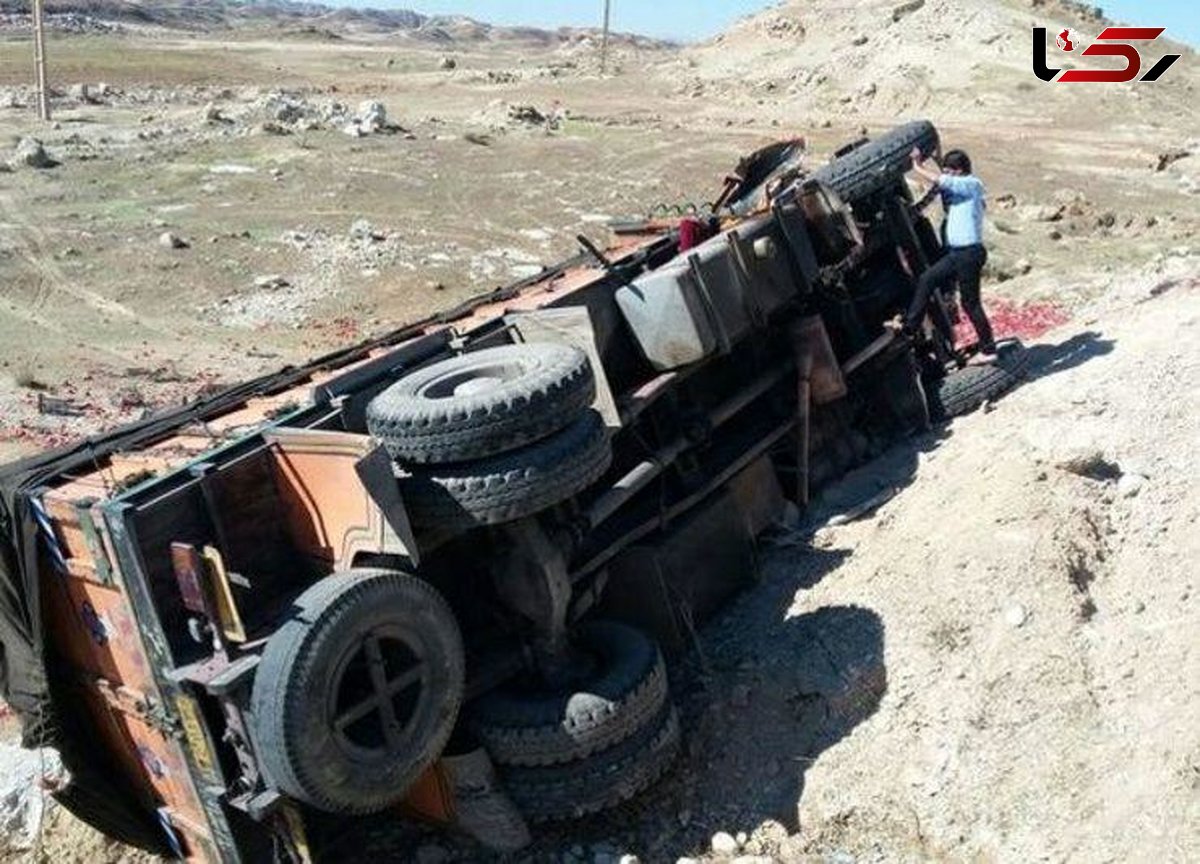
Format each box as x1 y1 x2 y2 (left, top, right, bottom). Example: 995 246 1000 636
32 0 51 121
600 0 611 76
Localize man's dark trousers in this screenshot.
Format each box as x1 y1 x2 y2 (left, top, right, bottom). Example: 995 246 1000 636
904 244 995 353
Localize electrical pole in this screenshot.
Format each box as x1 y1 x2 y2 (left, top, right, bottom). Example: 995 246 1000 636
32 0 51 121
600 0 611 76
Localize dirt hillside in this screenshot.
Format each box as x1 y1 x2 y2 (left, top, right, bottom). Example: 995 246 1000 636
673 0 1197 128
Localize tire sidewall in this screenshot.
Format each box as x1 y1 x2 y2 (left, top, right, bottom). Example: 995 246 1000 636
252 572 465 813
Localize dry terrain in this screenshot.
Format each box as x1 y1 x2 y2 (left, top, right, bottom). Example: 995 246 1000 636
0 0 1197 861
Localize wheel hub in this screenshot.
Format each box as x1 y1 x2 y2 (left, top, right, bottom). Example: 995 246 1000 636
329 628 427 757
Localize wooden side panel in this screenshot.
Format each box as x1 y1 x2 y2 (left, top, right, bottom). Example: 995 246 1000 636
78 685 211 860
47 577 155 690
264 428 410 571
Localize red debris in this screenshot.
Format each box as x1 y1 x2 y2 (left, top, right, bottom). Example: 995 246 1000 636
954 298 1070 348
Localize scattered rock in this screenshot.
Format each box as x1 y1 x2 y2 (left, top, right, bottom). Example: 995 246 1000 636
342 122 366 138
851 35 869 46
12 137 55 169
509 103 547 125
202 102 229 125
892 0 927 22
1019 204 1064 223
1005 603 1029 628
253 274 290 290
357 99 389 133
1117 473 1147 498
711 832 740 855
349 219 386 242
1014 258 1032 275
158 231 189 250
439 55 458 70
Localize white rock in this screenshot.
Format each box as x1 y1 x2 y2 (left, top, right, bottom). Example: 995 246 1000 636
202 102 225 124
1117 473 1147 498
711 832 739 855
253 274 290 290
342 122 365 138
158 232 188 250
1005 603 1029 628
357 99 388 132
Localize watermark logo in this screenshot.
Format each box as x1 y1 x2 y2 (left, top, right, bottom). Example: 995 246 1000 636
1033 26 1181 83
1056 28 1078 51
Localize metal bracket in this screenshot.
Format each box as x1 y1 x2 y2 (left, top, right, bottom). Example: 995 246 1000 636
74 500 114 585
687 253 733 355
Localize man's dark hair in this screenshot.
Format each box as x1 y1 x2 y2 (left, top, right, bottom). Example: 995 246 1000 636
943 149 973 174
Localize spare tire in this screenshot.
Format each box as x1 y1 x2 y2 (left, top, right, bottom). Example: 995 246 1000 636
813 120 940 203
500 702 681 823
931 343 1028 419
400 409 611 530
251 570 465 814
470 621 668 767
367 342 596 464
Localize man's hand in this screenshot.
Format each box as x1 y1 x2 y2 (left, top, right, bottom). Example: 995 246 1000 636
909 146 941 184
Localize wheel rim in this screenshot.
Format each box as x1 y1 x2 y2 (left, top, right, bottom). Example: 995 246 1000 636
416 360 531 400
327 626 428 759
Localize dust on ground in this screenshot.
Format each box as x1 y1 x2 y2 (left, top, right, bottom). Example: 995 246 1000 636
0 0 1197 861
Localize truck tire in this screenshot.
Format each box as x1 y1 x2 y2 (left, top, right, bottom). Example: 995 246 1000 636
470 621 668 767
931 344 1027 419
500 703 681 823
400 409 611 530
366 343 595 464
814 121 940 203
251 570 465 814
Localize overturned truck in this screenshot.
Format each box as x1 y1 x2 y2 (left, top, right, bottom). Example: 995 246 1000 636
0 121 1025 861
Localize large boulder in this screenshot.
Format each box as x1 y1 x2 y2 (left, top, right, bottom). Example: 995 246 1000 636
13 137 55 169
357 100 389 133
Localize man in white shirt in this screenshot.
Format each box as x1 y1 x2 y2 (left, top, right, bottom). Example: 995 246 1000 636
900 147 997 364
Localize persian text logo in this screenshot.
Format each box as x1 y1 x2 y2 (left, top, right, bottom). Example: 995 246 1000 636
1033 26 1181 82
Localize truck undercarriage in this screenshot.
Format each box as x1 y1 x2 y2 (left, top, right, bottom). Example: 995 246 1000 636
0 120 1027 861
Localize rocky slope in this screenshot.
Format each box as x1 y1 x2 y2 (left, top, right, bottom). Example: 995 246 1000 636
0 0 667 47
671 0 1196 128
